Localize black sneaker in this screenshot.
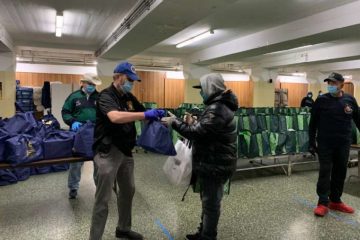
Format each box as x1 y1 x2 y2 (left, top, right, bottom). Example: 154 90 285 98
69 189 77 199
185 232 201 240
115 229 144 240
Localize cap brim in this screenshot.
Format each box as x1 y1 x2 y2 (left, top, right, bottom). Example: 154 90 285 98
192 85 201 89
81 79 102 85
324 77 342 82
127 72 141 82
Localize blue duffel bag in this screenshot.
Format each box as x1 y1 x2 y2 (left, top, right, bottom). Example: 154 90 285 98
73 121 95 158
5 134 43 166
41 113 61 129
0 170 18 186
0 129 10 162
12 168 31 181
3 112 38 136
137 121 176 156
33 166 52 175
43 130 75 159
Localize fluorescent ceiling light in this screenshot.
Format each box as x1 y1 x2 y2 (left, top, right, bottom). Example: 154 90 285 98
56 15 63 28
176 30 214 48
55 13 63 37
343 75 352 80
55 28 62 37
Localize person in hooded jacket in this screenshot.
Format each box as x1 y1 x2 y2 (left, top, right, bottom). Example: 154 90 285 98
162 73 239 240
300 91 314 108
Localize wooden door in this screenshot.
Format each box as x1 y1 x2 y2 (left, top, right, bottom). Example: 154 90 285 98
343 82 354 96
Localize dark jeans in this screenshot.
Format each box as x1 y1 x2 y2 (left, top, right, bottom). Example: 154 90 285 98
316 141 350 205
198 177 224 240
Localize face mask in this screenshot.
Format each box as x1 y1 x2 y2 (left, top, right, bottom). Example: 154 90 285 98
121 80 133 93
327 85 339 94
307 94 312 98
200 89 208 101
85 85 96 94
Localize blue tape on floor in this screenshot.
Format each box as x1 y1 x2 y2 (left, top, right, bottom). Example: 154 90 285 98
155 219 174 240
293 195 360 229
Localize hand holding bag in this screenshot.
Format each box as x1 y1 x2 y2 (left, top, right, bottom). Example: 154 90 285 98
137 120 176 156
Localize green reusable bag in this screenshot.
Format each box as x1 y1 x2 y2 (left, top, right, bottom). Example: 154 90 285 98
296 131 309 153
297 114 310 131
238 131 251 158
285 130 297 154
238 115 258 133
269 132 287 155
266 115 279 132
256 114 267 132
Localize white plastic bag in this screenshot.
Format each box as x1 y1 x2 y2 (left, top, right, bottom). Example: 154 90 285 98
163 139 192 186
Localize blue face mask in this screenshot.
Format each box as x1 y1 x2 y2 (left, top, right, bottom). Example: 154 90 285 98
327 85 339 94
122 80 134 93
200 89 208 102
86 85 96 94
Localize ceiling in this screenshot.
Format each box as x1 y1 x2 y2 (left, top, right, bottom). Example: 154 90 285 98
1 0 360 70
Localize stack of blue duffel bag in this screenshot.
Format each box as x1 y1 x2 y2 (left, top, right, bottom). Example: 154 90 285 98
0 112 94 186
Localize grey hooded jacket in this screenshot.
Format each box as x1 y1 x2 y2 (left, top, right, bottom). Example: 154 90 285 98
171 73 239 181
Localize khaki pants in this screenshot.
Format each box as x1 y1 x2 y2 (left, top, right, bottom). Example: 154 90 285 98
89 145 135 240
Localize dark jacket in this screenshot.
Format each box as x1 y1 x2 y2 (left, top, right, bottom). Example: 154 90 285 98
300 96 314 108
172 90 238 181
309 92 360 146
93 84 145 157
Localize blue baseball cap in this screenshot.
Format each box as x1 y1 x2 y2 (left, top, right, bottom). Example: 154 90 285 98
113 61 141 81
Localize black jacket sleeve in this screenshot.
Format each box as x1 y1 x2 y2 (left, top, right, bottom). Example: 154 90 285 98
171 106 228 141
308 99 319 146
300 98 306 107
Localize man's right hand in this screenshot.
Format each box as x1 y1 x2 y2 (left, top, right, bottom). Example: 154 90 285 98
71 121 82 131
144 109 166 121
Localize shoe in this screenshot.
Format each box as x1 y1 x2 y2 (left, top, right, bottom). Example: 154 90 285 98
69 189 77 199
185 232 201 240
329 202 355 214
314 204 329 217
115 229 144 240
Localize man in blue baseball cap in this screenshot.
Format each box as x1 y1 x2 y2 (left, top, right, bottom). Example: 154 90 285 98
89 61 165 240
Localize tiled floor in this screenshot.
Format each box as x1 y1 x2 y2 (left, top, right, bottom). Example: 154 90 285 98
1 152 360 240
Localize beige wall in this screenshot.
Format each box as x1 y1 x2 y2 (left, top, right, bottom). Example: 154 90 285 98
252 80 275 107
0 71 16 117
0 52 16 118
184 79 202 103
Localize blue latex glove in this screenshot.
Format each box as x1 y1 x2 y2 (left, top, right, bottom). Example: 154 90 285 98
144 109 166 121
71 121 82 131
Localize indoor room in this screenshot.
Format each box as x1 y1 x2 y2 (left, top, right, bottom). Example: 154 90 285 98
1 1 360 240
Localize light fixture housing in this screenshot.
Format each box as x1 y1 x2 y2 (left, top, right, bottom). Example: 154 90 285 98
176 30 214 48
55 13 63 37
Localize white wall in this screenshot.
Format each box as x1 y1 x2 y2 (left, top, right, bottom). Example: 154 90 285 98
16 63 97 75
